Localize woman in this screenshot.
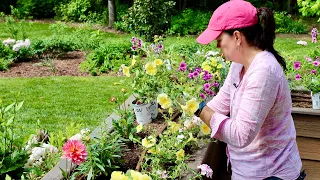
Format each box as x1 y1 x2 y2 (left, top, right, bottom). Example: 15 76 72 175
195 0 304 179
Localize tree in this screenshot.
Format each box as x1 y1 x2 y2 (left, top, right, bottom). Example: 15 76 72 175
297 0 320 21
108 0 116 28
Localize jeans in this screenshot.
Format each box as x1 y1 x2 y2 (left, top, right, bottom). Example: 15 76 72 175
263 170 306 180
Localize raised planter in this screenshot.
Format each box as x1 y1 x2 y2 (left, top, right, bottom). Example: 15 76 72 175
292 107 320 180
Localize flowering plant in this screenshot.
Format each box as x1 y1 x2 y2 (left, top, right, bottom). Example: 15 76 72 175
285 51 319 92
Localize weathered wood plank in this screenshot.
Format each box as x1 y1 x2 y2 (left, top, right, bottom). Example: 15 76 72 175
297 137 320 161
293 114 320 138
292 107 320 116
301 160 320 180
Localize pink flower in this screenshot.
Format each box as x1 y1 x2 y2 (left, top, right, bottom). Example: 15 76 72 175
198 164 213 178
179 62 187 71
188 72 194 79
313 61 320 66
203 83 211 90
311 69 317 74
305 56 312 62
295 74 301 81
62 140 87 165
200 93 206 99
293 61 301 70
212 82 219 88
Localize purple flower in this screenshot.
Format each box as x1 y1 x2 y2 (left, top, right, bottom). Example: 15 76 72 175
204 70 209 75
203 73 212 81
293 61 301 70
205 89 214 96
212 82 219 88
198 164 213 178
295 74 301 81
203 83 211 90
193 71 199 77
158 43 164 50
179 62 187 71
305 56 312 62
194 67 202 73
313 61 320 66
200 93 206 99
131 46 137 51
188 72 194 79
311 69 317 74
130 37 136 44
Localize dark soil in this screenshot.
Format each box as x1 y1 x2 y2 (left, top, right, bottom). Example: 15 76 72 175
0 51 89 77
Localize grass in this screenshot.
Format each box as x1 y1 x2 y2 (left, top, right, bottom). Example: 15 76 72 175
0 20 319 135
0 76 131 134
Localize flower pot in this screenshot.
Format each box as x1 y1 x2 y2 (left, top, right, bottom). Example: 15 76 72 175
311 92 320 109
150 100 158 119
132 102 152 125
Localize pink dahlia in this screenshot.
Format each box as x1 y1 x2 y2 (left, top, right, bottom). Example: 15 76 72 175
62 140 87 165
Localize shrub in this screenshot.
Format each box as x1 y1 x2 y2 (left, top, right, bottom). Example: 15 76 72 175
15 0 60 19
168 9 212 36
80 43 131 75
274 11 307 34
55 0 105 22
124 0 175 42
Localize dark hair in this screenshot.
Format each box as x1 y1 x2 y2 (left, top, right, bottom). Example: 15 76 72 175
224 7 286 71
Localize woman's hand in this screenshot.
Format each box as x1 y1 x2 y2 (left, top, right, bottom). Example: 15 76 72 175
199 106 215 128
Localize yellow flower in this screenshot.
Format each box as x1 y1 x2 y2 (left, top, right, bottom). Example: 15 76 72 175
136 124 143 133
154 59 163 66
157 93 172 109
141 174 152 180
111 171 128 180
147 147 157 154
168 121 181 133
142 136 156 148
226 60 230 64
131 57 136 67
121 64 130 77
145 62 157 75
128 170 142 180
214 72 220 80
203 64 212 72
121 88 126 93
210 58 217 66
200 123 211 135
176 149 185 161
217 64 223 69
181 98 199 116
187 132 197 143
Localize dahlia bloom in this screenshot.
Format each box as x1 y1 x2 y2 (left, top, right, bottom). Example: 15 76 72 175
62 140 87 165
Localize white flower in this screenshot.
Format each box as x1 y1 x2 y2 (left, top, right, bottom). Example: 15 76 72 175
205 51 220 58
12 39 31 51
198 164 213 178
177 134 185 142
297 40 307 46
80 128 90 135
69 133 82 141
24 39 31 47
42 143 58 153
2 38 16 46
30 147 46 160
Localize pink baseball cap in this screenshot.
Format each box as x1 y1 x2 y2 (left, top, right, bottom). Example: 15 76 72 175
196 0 258 44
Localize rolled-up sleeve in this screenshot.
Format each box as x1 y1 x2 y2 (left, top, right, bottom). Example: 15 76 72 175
210 69 279 148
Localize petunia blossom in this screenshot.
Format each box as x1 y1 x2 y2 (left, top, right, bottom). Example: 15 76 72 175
311 69 317 74
295 74 301 81
313 61 320 66
198 164 213 178
293 61 301 70
203 83 211 90
62 140 87 165
179 62 187 71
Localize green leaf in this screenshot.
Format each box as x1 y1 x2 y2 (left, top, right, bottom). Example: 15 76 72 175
96 163 105 172
5 175 12 180
87 167 93 180
4 102 15 113
59 167 68 178
6 116 14 126
16 101 24 111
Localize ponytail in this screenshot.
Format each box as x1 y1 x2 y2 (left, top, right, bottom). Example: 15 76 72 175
257 7 287 71
224 7 287 71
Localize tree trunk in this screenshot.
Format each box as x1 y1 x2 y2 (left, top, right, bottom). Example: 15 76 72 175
287 0 292 13
182 0 187 10
108 0 116 28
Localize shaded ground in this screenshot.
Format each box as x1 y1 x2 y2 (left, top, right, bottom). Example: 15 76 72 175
0 51 90 77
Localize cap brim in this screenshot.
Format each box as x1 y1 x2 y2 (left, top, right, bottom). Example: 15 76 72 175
196 28 222 45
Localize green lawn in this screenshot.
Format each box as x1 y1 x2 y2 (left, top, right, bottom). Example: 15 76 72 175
0 21 318 135
0 76 131 134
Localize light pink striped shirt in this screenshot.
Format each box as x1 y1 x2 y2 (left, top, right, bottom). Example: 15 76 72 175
207 51 302 180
